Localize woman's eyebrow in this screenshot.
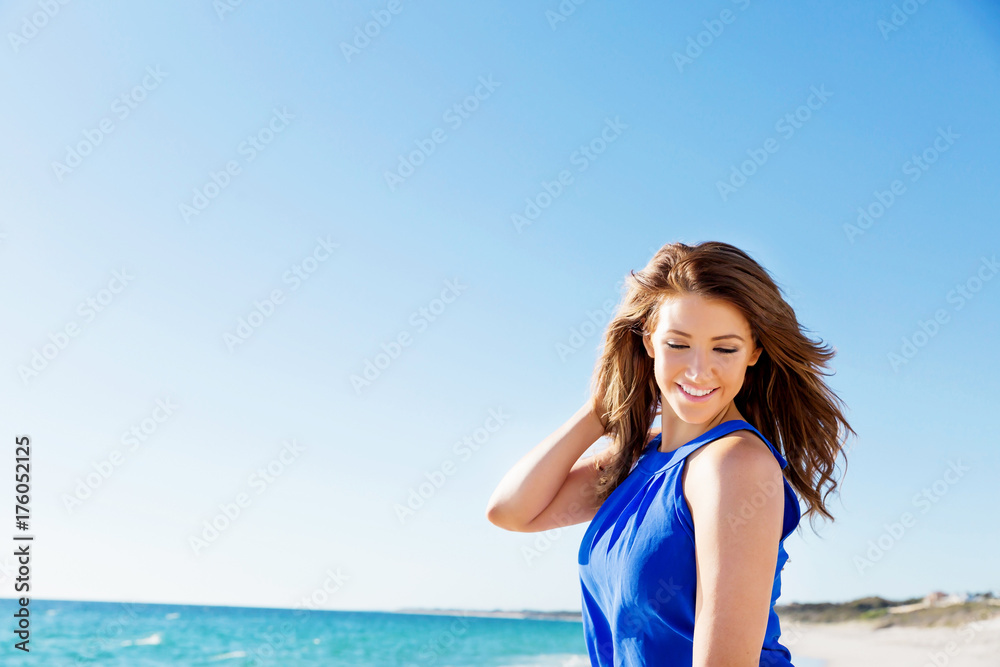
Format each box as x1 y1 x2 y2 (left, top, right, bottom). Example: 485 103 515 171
665 329 744 342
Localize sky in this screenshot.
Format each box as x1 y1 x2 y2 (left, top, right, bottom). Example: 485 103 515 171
0 0 998 614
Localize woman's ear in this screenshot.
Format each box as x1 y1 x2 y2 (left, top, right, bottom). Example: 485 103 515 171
640 320 654 359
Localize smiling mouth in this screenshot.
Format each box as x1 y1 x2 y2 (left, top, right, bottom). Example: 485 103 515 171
677 383 718 398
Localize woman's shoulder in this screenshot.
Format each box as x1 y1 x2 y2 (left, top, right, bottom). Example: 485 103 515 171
684 430 783 494
680 432 786 544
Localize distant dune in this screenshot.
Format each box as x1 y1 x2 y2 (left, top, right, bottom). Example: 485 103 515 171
402 591 1000 627
776 593 1000 628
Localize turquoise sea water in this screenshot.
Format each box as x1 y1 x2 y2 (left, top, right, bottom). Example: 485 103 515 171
0 599 825 666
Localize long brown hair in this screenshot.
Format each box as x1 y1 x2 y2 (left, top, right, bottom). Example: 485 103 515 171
588 241 854 532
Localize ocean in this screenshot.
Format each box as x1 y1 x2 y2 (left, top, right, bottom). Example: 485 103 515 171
0 599 825 666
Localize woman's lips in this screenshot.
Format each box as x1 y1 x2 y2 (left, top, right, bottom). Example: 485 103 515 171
676 383 718 402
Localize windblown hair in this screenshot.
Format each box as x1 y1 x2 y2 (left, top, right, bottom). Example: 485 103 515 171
588 241 854 533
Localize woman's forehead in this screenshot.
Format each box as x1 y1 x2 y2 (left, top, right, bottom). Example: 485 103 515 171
649 295 750 334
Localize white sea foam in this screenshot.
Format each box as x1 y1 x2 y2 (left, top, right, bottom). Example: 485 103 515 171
499 654 590 667
120 632 162 647
208 650 248 661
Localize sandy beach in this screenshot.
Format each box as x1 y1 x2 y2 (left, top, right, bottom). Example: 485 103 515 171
788 615 1000 666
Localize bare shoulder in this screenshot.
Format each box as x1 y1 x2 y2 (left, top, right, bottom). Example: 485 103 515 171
682 431 785 546
684 430 782 495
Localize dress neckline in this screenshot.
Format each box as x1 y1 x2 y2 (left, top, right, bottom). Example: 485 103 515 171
637 419 786 475
652 419 748 453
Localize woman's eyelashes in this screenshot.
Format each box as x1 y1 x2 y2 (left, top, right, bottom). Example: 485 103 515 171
665 343 738 354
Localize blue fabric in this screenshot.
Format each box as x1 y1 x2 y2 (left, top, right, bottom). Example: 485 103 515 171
578 419 802 666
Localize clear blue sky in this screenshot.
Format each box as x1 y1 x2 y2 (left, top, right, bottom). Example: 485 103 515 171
1 0 998 612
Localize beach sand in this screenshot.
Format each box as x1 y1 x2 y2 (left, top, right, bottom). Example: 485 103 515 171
787 615 1000 666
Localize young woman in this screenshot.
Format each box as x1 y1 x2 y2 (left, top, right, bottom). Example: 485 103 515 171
487 241 853 666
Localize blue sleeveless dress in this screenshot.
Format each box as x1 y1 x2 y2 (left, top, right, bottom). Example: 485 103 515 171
578 419 801 666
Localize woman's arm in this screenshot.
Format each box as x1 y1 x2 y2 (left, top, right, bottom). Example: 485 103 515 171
684 433 786 667
485 400 607 533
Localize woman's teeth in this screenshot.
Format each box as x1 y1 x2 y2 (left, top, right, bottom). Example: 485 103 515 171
679 384 717 397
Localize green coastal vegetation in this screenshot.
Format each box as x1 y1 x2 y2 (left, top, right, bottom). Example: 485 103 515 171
776 592 1000 628
404 591 1000 628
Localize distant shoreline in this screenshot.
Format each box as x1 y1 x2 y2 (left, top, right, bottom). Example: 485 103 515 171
392 596 1000 628
391 608 583 622
777 596 1000 628
5 594 995 628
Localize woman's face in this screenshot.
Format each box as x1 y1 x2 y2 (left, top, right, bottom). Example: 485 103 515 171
641 293 762 424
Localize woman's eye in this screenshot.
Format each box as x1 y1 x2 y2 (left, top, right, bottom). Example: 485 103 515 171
666 343 737 354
